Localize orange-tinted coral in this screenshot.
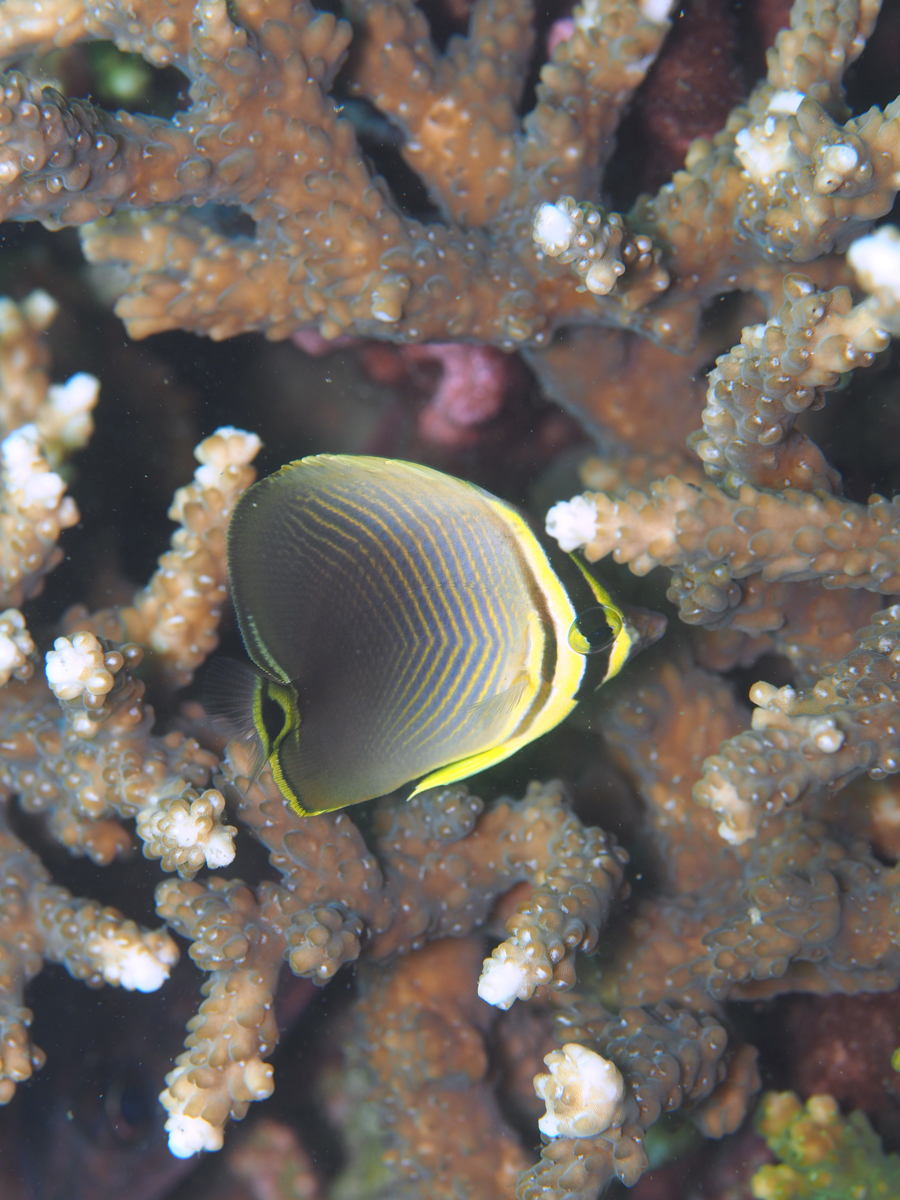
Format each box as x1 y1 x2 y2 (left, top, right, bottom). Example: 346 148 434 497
338 937 531 1200
2 0 900 1196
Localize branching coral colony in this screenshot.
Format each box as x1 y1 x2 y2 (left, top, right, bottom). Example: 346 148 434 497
0 0 899 1195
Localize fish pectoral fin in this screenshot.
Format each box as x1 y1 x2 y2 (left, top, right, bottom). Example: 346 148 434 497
410 740 524 797
201 656 261 739
242 734 269 788
464 671 530 728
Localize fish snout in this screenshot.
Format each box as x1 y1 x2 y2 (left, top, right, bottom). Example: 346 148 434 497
623 605 667 656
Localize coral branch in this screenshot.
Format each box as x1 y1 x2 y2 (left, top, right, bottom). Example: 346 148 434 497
520 999 759 1198
0 797 177 1103
226 745 627 999
0 0 899 1187
155 877 290 1156
0 624 228 868
752 1090 900 1198
696 604 900 843
113 425 260 685
336 937 530 1200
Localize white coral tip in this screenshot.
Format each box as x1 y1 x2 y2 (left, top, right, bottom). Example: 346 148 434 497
0 610 30 677
477 954 528 1009
767 89 804 114
49 372 100 418
848 225 900 302
535 1044 625 1139
45 636 90 698
2 425 39 478
165 1113 223 1157
0 635 20 672
203 826 236 868
22 470 65 507
638 0 675 21
545 495 599 552
88 928 178 992
808 716 844 754
111 943 175 992
193 428 261 486
734 121 801 183
22 289 58 328
534 202 576 256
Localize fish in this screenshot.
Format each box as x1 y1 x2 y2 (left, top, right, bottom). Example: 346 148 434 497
219 455 664 816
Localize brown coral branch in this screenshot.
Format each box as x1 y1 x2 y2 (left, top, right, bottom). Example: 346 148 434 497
695 603 900 842
155 876 291 1156
687 576 881 685
112 425 260 685
598 655 745 894
0 629 229 868
696 811 900 998
550 462 900 644
0 0 194 65
338 937 531 1200
519 999 759 1198
0 796 178 1104
225 745 627 1002
589 650 900 1014
345 0 537 227
633 0 892 334
689 275 891 494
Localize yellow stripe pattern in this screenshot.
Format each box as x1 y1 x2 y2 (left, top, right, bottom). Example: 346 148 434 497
227 456 586 814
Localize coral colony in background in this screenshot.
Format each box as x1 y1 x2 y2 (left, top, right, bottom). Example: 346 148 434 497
1 0 900 1196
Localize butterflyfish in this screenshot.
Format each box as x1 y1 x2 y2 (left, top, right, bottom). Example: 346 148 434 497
220 455 664 816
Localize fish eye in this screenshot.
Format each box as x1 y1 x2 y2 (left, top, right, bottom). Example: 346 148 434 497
568 605 622 655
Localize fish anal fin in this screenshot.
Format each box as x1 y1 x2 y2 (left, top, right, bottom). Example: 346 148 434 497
410 741 524 797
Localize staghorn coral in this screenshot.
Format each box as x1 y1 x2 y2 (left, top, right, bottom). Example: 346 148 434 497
0 789 179 1105
520 997 761 1198
334 936 531 1200
154 876 292 1156
223 748 627 1001
0 321 640 1174
0 0 892 355
78 423 262 686
695 604 900 842
0 421 261 869
0 312 93 607
2 0 900 1196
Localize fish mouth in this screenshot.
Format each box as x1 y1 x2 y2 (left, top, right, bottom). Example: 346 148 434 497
623 605 667 657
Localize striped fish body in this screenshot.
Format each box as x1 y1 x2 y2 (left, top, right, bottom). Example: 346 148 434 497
227 456 586 815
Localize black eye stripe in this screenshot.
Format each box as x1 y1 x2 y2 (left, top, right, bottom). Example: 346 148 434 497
574 643 614 700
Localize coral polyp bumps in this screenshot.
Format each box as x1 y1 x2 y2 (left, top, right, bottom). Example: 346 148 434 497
1 0 900 1194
